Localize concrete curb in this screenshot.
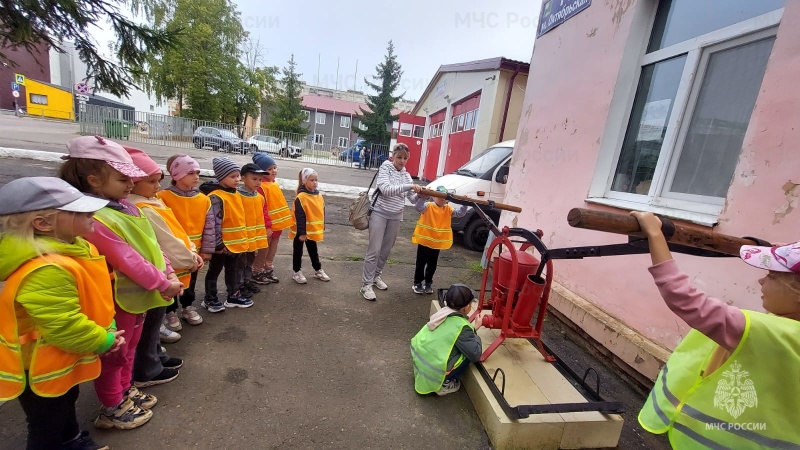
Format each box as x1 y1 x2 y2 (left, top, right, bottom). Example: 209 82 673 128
0 147 365 199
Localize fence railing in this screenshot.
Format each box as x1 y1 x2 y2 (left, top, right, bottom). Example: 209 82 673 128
78 104 390 169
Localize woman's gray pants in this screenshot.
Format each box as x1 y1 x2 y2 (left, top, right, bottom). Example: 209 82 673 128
362 213 401 285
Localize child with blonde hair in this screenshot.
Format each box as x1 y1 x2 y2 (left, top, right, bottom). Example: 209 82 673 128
158 154 214 327
289 168 330 284
252 153 294 283
631 211 800 448
59 135 182 429
0 177 122 449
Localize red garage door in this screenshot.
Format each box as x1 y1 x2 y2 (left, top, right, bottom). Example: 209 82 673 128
444 92 481 174
423 108 446 181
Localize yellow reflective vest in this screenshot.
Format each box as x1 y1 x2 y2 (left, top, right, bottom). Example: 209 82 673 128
639 310 800 449
240 192 268 251
157 189 211 250
209 190 249 253
290 192 325 242
412 203 454 250
260 181 294 231
410 315 470 394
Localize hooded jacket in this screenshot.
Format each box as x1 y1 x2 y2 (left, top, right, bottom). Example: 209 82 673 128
0 235 115 368
427 307 482 371
200 180 238 251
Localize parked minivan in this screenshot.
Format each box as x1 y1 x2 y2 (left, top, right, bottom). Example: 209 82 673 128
424 139 513 251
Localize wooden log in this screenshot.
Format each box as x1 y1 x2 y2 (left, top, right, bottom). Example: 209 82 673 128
419 188 522 213
566 208 767 256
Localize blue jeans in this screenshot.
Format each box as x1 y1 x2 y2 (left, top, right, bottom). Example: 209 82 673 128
446 360 471 381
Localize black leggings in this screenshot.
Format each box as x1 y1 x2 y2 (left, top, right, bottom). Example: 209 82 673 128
292 237 321 272
18 382 80 449
167 270 198 312
205 252 241 299
414 245 440 285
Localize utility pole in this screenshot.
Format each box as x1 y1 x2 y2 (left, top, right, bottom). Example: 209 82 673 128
317 54 321 87
335 57 340 90
353 59 358 91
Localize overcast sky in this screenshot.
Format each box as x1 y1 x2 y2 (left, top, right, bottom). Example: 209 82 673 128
91 0 542 107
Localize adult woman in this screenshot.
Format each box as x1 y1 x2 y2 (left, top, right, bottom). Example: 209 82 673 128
360 144 421 301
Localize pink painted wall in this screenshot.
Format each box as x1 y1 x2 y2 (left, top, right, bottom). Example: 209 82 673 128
504 0 800 351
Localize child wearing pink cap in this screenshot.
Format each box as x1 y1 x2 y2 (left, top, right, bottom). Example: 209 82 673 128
631 211 800 448
158 154 215 323
58 136 183 430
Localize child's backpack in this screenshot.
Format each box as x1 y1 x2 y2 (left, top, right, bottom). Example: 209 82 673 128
349 171 380 230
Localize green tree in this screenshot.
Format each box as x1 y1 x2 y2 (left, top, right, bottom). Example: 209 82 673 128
356 41 404 146
266 54 306 135
222 38 279 136
1 0 178 97
138 0 246 121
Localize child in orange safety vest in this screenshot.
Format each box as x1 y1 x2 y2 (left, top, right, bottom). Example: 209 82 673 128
0 177 122 450
411 186 468 294
289 168 330 284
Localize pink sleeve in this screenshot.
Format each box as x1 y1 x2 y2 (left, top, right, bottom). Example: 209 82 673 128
85 221 172 293
649 259 745 351
257 187 272 228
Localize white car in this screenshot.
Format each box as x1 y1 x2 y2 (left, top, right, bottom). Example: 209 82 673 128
248 135 303 158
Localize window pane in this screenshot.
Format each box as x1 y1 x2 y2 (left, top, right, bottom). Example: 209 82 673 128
668 37 775 198
648 0 784 52
612 55 687 195
413 125 424 138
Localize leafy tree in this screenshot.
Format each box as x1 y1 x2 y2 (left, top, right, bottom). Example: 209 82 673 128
356 41 404 146
138 0 246 121
266 54 306 136
223 38 279 136
1 0 178 97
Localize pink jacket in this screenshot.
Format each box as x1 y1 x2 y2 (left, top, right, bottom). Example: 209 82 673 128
650 259 746 351
85 199 174 293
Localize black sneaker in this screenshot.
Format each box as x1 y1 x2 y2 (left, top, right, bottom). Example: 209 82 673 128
61 430 109 450
133 367 179 388
424 283 434 294
162 357 183 370
252 272 273 285
224 296 254 308
263 270 279 283
200 298 225 313
245 281 261 293
237 287 254 298
412 283 424 294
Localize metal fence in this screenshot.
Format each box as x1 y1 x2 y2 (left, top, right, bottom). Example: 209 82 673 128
78 104 390 169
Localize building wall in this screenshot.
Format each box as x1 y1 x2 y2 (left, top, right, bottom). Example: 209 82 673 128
25 79 74 120
303 110 363 147
502 0 800 379
0 42 50 111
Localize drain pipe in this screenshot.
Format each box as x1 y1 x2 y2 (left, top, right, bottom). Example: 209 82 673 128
498 64 522 142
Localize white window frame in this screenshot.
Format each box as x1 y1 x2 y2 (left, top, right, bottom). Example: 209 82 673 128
314 133 324 144
413 125 425 138
315 112 326 125
587 6 784 226
302 110 310 122
399 123 413 136
30 94 48 105
338 136 349 147
357 121 367 131
340 116 351 128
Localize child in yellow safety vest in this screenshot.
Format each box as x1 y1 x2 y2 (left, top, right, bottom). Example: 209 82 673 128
237 163 270 297
411 186 468 294
631 211 800 449
199 157 254 312
59 136 183 430
252 153 295 283
410 284 482 396
126 148 204 346
158 154 214 329
0 177 122 449
289 168 330 284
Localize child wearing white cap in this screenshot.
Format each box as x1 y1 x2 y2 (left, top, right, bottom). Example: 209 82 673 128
0 177 122 450
631 211 800 448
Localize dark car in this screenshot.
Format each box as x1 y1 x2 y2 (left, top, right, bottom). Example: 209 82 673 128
193 126 249 154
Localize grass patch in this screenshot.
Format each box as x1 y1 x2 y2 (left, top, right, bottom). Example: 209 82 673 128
468 261 484 273
342 255 364 262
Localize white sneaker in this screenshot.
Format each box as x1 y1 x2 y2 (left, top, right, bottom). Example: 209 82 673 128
165 311 182 331
314 269 330 281
292 271 307 284
436 379 461 396
373 275 388 290
159 324 181 344
360 284 376 301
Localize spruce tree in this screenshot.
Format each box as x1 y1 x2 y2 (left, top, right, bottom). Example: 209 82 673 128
357 41 404 146
267 55 307 136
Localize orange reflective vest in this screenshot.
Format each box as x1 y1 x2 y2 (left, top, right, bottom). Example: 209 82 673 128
157 189 211 250
241 193 268 251
290 192 325 242
260 181 294 231
412 204 454 250
210 190 249 253
136 201 194 287
0 251 114 400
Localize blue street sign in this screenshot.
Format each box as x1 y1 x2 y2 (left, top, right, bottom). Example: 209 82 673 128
10 82 20 91
538 0 592 37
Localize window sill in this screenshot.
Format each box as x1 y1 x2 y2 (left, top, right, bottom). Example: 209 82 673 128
584 198 720 227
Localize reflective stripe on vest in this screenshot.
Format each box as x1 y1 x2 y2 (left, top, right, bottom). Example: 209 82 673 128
410 315 470 394
289 192 325 242
94 207 171 313
260 181 294 231
240 193 268 251
411 204 454 250
639 311 800 449
157 190 211 249
0 250 114 400
210 190 249 253
136 201 194 287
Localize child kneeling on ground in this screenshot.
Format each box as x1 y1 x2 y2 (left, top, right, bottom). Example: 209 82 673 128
410 284 482 396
